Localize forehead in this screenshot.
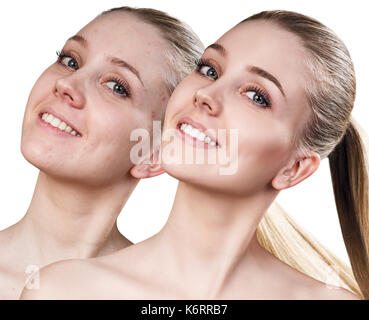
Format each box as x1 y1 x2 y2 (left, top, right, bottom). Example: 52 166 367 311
217 20 308 82
76 12 169 86
217 20 312 133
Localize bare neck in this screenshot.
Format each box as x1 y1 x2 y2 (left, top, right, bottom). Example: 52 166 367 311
11 171 137 267
155 181 278 297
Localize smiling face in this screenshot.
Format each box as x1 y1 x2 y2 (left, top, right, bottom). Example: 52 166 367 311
21 12 170 186
161 20 317 196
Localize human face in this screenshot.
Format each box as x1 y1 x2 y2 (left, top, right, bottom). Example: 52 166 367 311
161 20 313 196
21 12 170 186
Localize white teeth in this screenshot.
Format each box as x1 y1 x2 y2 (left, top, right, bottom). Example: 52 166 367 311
184 125 192 134
179 122 217 147
46 114 53 123
198 132 206 142
190 128 200 138
58 122 67 131
41 112 80 137
51 118 60 127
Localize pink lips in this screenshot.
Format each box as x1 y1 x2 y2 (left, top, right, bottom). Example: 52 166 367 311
38 107 82 136
37 115 79 138
176 116 219 147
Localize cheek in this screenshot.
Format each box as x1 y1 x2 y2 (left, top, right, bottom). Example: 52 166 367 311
167 76 197 114
237 121 293 183
86 107 152 166
21 69 56 145
162 76 198 131
145 85 169 124
26 68 56 112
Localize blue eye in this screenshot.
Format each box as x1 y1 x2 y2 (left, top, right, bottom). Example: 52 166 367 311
61 56 78 70
244 87 271 108
199 65 218 80
56 50 79 70
106 78 130 98
246 91 267 106
195 59 218 80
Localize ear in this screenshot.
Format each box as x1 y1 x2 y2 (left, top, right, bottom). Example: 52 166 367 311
129 147 165 179
130 162 165 179
271 151 320 190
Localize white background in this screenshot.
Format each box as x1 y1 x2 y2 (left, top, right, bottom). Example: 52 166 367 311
0 0 368 265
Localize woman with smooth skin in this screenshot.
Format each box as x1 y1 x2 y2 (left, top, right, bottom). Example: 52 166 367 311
0 6 203 300
21 10 368 299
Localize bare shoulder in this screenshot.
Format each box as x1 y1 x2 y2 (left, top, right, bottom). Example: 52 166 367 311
277 261 360 300
257 246 361 300
0 223 17 248
307 282 361 300
20 256 121 300
20 242 164 299
278 263 360 300
282 264 361 300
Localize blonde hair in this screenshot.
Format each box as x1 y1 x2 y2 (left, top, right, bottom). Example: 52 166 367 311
99 6 204 94
240 10 369 299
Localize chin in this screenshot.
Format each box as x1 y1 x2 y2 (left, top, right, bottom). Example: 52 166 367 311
164 161 260 197
164 162 223 189
20 136 69 177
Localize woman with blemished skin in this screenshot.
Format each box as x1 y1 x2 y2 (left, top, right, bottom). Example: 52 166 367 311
21 10 369 300
0 6 204 300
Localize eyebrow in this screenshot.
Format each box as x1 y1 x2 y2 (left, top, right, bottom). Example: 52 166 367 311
67 35 144 87
67 35 88 48
205 42 286 98
247 66 285 98
206 43 227 57
110 57 144 87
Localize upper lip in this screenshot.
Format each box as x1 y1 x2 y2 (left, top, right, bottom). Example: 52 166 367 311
177 116 219 146
39 107 82 136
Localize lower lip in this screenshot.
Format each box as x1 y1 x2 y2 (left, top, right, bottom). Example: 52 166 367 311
37 114 80 138
175 126 216 149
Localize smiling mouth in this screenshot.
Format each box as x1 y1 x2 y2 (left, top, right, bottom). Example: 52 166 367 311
177 121 219 147
40 112 81 136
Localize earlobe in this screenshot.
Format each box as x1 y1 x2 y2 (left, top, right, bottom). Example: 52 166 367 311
130 162 166 179
130 146 165 179
271 152 320 190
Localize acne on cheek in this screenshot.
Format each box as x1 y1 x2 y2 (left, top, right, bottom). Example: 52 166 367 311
79 138 101 155
105 155 112 162
154 89 170 108
161 95 168 107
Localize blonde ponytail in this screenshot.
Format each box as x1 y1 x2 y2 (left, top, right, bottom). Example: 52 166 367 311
242 10 369 299
328 119 369 297
257 117 369 299
257 201 362 297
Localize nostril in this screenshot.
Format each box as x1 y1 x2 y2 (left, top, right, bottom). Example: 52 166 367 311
63 92 74 102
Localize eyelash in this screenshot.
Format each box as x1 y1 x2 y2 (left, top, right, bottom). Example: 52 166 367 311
194 58 271 108
56 50 79 68
242 85 271 108
55 50 131 98
107 76 131 98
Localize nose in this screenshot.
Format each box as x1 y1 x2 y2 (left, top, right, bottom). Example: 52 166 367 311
193 85 222 116
54 75 86 109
